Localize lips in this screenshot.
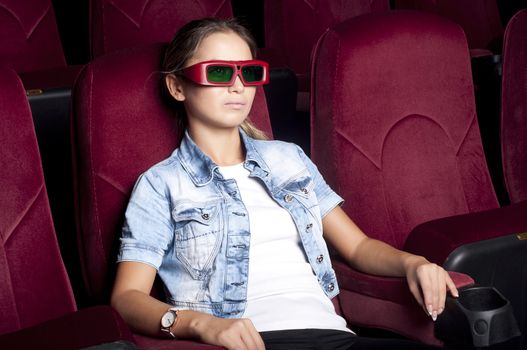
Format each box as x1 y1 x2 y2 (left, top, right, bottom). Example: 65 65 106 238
224 101 246 109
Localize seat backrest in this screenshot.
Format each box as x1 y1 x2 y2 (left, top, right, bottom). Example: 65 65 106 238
264 0 389 90
0 68 76 335
72 44 273 303
501 9 527 204
311 11 499 249
0 0 66 73
90 0 233 57
393 0 503 55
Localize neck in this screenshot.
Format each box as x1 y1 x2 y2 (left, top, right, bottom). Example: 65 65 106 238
188 126 245 166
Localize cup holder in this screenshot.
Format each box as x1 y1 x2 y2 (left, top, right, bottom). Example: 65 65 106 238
435 286 521 348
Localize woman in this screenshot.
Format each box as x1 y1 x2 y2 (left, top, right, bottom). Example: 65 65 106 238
111 18 458 350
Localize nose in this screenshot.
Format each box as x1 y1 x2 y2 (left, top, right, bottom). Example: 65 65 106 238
228 72 245 93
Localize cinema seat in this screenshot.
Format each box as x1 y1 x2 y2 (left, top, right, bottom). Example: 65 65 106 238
90 0 233 58
392 1 508 205
311 10 526 346
393 0 503 57
0 67 135 350
71 43 271 349
501 8 527 205
0 0 83 90
262 0 389 106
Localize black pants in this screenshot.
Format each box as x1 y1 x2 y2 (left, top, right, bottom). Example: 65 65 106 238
260 329 441 350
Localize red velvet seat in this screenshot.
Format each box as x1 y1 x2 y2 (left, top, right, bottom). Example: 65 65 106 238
0 0 82 90
393 0 503 57
262 0 389 109
310 10 527 346
0 0 65 73
0 67 134 349
71 43 272 349
390 3 506 200
501 8 527 204
90 0 233 58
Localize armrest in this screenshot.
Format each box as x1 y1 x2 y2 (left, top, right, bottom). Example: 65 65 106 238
133 334 223 349
333 259 474 304
0 306 134 350
403 200 527 265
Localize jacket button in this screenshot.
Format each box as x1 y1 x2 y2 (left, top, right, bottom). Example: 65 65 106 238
327 283 335 292
306 223 313 232
301 188 309 194
316 254 324 263
201 213 209 220
284 194 293 202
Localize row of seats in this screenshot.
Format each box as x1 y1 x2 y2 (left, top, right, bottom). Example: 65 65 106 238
2 9 527 349
1 1 518 188
0 0 517 90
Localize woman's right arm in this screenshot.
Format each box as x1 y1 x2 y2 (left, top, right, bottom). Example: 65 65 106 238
111 261 265 349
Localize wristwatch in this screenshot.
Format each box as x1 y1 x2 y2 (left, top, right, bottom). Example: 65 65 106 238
160 308 178 338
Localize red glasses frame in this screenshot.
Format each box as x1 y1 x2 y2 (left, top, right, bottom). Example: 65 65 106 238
178 60 269 86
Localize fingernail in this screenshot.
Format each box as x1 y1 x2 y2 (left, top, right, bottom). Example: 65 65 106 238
427 305 433 315
438 307 444 314
432 311 437 321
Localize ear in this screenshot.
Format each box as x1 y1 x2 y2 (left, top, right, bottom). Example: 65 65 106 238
165 74 186 101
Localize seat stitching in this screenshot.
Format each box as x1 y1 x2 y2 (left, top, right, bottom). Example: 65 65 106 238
4 184 45 245
87 67 108 274
1 249 21 331
0 3 51 39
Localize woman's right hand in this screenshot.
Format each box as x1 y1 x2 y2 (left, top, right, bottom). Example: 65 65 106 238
190 313 265 350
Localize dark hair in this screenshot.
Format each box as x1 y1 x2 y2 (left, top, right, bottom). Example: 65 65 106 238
161 17 267 140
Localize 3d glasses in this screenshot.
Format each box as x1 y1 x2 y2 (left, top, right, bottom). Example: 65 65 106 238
178 60 269 86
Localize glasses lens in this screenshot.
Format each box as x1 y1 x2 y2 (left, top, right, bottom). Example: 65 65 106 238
241 65 264 82
207 65 234 83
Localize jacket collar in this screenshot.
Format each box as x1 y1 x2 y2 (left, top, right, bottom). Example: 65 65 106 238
177 128 269 186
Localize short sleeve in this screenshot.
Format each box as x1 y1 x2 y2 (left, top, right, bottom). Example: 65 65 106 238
296 145 344 218
117 170 174 270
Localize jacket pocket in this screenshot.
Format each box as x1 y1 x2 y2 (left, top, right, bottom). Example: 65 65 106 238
282 171 322 231
172 199 223 280
282 170 317 206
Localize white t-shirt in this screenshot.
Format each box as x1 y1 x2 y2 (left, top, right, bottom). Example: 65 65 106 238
219 163 350 333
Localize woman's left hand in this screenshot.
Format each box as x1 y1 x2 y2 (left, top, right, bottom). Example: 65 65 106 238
404 256 459 321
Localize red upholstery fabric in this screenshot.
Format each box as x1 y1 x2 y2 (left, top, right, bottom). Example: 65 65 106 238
18 64 84 90
0 305 134 350
310 11 498 344
0 0 66 73
263 0 389 92
334 260 472 305
501 9 527 204
405 200 527 265
90 0 233 57
72 44 271 349
0 67 135 349
333 259 473 345
0 68 75 334
311 11 499 250
393 0 503 56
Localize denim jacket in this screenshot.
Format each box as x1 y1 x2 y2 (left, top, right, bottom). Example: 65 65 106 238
118 129 343 318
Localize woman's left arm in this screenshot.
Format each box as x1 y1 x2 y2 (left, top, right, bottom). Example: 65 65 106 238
322 206 459 321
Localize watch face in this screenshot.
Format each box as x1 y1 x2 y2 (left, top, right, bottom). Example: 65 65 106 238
161 311 175 328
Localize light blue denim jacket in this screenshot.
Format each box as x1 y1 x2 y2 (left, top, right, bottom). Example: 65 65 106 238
118 129 343 318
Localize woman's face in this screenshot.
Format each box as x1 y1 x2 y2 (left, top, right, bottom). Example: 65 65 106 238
167 31 256 133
